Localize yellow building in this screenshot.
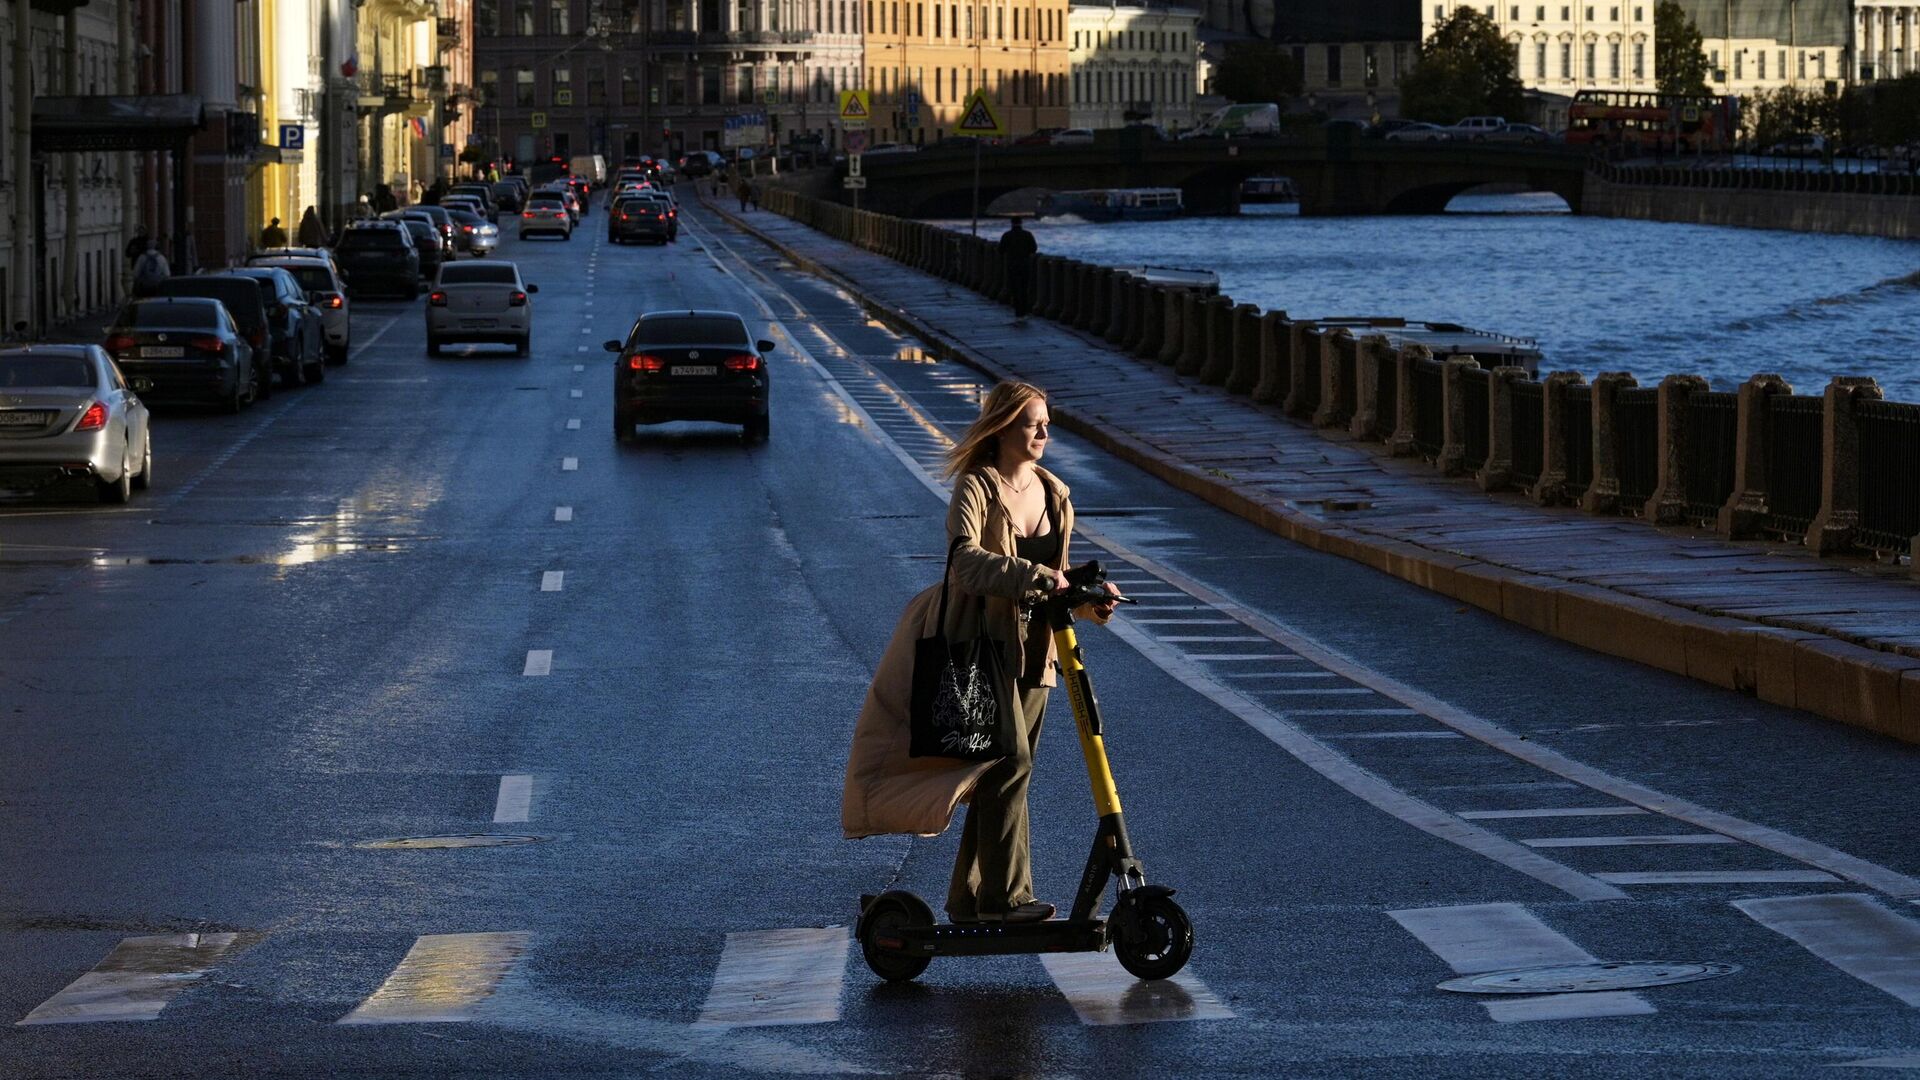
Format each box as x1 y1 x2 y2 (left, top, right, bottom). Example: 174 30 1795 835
862 0 1073 141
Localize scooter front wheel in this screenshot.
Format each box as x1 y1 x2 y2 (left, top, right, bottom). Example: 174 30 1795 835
858 891 934 983
1113 892 1194 981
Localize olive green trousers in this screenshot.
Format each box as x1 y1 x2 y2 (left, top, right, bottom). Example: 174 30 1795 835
946 685 1049 919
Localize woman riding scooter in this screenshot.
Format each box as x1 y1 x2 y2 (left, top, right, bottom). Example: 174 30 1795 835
842 381 1118 924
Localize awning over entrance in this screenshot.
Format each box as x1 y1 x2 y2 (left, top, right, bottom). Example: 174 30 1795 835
31 94 205 153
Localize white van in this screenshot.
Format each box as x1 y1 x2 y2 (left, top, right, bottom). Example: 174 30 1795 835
568 154 607 184
1445 116 1508 140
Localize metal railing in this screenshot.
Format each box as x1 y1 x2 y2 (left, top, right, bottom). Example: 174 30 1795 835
1765 395 1824 538
1511 379 1544 486
1857 399 1920 552
1461 367 1491 473
1412 359 1444 459
1684 391 1739 522
1613 387 1659 511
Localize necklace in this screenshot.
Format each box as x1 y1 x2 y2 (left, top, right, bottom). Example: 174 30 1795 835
993 466 1035 495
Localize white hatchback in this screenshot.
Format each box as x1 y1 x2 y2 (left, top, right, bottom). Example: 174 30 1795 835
251 255 351 364
426 261 538 357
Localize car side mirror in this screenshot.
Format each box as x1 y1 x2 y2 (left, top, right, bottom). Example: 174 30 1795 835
602 339 622 352
525 283 539 294
757 339 776 353
129 376 154 393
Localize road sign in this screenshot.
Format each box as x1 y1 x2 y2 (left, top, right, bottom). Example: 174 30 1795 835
764 87 778 106
838 89 871 129
531 112 547 129
555 89 573 106
847 154 861 176
277 123 304 150
953 90 1006 137
439 142 455 158
843 175 867 189
843 129 868 154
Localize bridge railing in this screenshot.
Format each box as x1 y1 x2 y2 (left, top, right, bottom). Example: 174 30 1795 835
1591 158 1920 198
752 186 1920 568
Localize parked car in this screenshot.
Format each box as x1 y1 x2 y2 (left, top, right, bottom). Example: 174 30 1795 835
1366 118 1427 140
224 266 328 385
490 181 524 212
147 274 278 399
520 192 574 239
449 183 500 223
401 204 458 255
1384 122 1452 142
1050 128 1096 146
679 150 722 177
249 255 350 364
101 297 257 413
382 214 446 282
426 260 537 357
1446 115 1509 140
253 246 341 276
603 309 775 443
442 206 499 255
1013 128 1063 146
609 195 673 244
333 221 422 299
441 194 487 222
863 142 920 156
1485 122 1551 145
1766 132 1828 157
566 177 592 215
0 345 153 502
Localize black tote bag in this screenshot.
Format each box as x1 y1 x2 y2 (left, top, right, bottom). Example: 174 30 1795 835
908 537 1016 761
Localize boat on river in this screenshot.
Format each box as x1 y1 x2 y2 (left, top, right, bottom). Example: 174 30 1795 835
1240 176 1297 204
1118 265 1221 295
1040 187 1184 222
1315 317 1543 376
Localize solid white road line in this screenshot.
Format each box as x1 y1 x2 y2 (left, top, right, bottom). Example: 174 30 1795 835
553 506 574 522
1460 807 1649 820
1155 635 1271 643
523 650 553 676
16 933 260 1025
1180 654 1306 662
1256 688 1379 696
1387 903 1655 1023
1039 952 1235 1026
567 419 581 429
338 932 531 1024
694 928 849 1027
541 571 565 592
1521 834 1738 848
1839 1055 1920 1069
1225 671 1338 679
493 774 535 823
1327 731 1465 740
1736 895 1920 1008
1596 870 1839 885
1279 708 1420 716
562 457 579 471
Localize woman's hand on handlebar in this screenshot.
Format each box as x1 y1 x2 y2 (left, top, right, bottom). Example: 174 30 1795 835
1087 581 1121 624
1049 568 1071 594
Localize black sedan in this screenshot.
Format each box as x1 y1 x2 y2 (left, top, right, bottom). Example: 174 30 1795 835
604 310 775 442
225 267 327 386
334 222 422 299
102 297 257 412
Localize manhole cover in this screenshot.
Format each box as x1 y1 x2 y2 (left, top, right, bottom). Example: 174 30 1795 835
1437 961 1740 995
356 834 546 850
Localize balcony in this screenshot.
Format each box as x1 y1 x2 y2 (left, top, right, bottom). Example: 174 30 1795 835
694 29 813 46
437 17 460 43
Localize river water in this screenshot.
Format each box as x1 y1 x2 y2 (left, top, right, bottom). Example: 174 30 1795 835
941 194 1920 402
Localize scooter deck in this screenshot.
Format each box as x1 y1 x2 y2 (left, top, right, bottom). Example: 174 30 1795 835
893 919 1108 957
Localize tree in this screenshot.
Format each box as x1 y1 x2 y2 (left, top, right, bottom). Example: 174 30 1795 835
1654 0 1711 97
1211 40 1302 106
1398 9 1525 124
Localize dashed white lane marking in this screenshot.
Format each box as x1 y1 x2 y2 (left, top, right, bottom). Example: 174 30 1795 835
1255 688 1379 696
1596 870 1839 885
338 932 531 1025
580 327 591 334
1327 731 1464 740
16 933 260 1025
1280 708 1420 716
541 571 565 592
1737 895 1920 1008
566 419 581 430
562 457 579 471
1156 635 1270 643
523 650 553 676
577 345 589 352
574 364 585 371
553 506 573 522
1388 903 1655 1023
1522 834 1738 848
695 928 849 1027
1839 1055 1920 1069
493 774 535 823
570 389 584 398
1460 807 1650 820
1039 953 1235 1026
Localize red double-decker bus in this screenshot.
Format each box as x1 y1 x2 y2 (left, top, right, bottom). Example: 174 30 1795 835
1565 90 1740 153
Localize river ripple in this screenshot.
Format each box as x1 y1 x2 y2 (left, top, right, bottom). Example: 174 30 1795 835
941 194 1920 402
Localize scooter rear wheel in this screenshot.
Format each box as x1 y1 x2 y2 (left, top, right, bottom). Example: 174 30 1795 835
1114 893 1194 981
858 891 934 982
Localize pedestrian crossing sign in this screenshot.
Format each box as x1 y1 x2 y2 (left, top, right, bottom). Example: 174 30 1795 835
953 90 1006 137
838 90 871 129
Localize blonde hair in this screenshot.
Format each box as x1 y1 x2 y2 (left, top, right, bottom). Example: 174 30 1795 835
941 380 1048 479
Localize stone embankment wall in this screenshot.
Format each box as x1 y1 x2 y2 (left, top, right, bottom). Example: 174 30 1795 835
1582 164 1920 240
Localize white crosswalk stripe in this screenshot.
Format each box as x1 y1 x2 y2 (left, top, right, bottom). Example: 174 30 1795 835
1736 894 1920 1008
1039 952 1234 1026
1388 903 1655 1023
696 927 849 1027
338 932 531 1025
16 933 260 1025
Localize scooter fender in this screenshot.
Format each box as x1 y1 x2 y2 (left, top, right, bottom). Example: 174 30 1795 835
1109 885 1178 944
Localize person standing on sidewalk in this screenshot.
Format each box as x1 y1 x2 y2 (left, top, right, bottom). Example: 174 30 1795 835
734 173 752 212
296 206 330 248
998 217 1038 322
259 217 288 250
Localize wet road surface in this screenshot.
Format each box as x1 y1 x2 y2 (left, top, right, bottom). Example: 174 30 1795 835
3 196 1919 1077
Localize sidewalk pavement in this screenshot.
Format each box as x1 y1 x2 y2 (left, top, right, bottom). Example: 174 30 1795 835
693 196 1920 744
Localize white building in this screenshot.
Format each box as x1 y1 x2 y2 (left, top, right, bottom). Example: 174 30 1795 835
1855 0 1919 79
1069 3 1203 130
1428 0 1657 97
1671 0 1850 97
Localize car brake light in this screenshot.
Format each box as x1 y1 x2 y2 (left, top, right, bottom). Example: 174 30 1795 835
325 294 344 309
522 211 534 218
617 212 628 220
509 291 527 307
723 353 762 372
462 224 474 232
103 334 136 352
75 401 108 431
654 212 665 221
429 291 449 306
628 353 666 372
190 336 227 354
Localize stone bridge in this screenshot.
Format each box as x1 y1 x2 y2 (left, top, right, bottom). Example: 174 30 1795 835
844 132 1590 217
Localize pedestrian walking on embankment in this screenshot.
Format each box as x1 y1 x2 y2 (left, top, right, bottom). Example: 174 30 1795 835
998 217 1037 321
842 381 1117 925
296 206 329 247
259 217 288 250
734 174 752 212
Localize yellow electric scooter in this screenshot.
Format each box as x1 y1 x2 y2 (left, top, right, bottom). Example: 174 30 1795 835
857 560 1194 982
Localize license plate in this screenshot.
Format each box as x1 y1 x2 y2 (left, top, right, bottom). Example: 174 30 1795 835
140 346 184 358
459 319 497 329
0 411 50 427
671 365 716 376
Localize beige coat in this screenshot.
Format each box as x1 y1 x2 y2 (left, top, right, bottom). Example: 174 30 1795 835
841 467 1075 839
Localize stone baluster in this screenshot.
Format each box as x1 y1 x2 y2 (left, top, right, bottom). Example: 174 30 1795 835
1579 372 1640 514
1251 310 1291 403
1312 329 1355 429
1645 374 1710 524
1176 292 1207 376
1032 255 1054 318
1156 289 1184 365
1133 285 1163 357
1104 273 1133 346
1809 376 1886 555
1195 296 1232 385
1530 371 1587 505
1437 356 1481 477
1282 323 1319 418
1227 304 1262 395
1349 335 1392 439
1477 366 1530 491
1717 373 1794 538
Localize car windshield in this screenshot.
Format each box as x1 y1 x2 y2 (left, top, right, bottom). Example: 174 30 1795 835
529 196 565 207
439 264 519 285
338 229 405 250
446 209 484 225
112 300 220 329
617 198 662 211
0 355 96 388
633 316 750 346
274 265 336 292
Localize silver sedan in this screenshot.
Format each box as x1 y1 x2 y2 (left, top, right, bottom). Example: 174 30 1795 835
0 344 152 503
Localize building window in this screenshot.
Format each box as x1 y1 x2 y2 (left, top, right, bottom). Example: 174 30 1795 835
1633 5 1641 17
739 64 755 103
1326 44 1342 85
1394 42 1408 78
552 132 570 157
1364 44 1378 85
622 69 640 105
934 3 941 34
1510 5 1519 18
1584 41 1594 77
1632 41 1644 78
1560 5 1569 18
702 65 722 103
1757 51 1766 79
553 66 571 102
1434 4 1442 19
1733 51 1742 79
1583 5 1592 19
515 68 535 105
480 69 498 105
664 62 687 104
1536 41 1547 76
1560 41 1571 77
1815 52 1824 78
515 0 534 33
1798 50 1806 78
1608 5 1616 18
549 0 569 34
1608 41 1618 77
588 66 605 104
477 0 498 34
1778 49 1786 78
1536 5 1544 18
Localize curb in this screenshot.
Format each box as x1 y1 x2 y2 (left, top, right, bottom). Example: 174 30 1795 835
697 195 1920 745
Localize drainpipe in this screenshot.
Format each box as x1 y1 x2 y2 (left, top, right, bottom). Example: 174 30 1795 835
119 0 138 299
11 0 34 335
64 10 82 321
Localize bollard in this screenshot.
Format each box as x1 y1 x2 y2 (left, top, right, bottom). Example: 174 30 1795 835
1156 289 1185 366
1530 371 1588 504
1312 329 1355 429
1808 376 1886 555
1476 366 1531 492
1717 373 1795 538
1033 255 1055 320
1251 310 1291 403
1126 278 1152 352
1134 285 1164 358
1176 292 1208 377
1044 258 1069 321
983 242 1005 303
1579 372 1640 514
1437 356 1482 477
1104 273 1132 346
1282 322 1320 418
1062 262 1088 327
1198 296 1234 385
1386 344 1428 457
1645 374 1711 524
1227 304 1263 396
1089 268 1116 334
1349 335 1393 439
1077 267 1102 332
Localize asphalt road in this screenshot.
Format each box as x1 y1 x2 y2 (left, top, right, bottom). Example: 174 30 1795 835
2 194 1919 1078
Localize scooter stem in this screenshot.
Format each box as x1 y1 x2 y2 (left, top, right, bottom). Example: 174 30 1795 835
1054 623 1123 818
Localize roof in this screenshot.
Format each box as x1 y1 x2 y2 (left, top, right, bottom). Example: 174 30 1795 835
0 344 101 358
1672 0 1849 46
